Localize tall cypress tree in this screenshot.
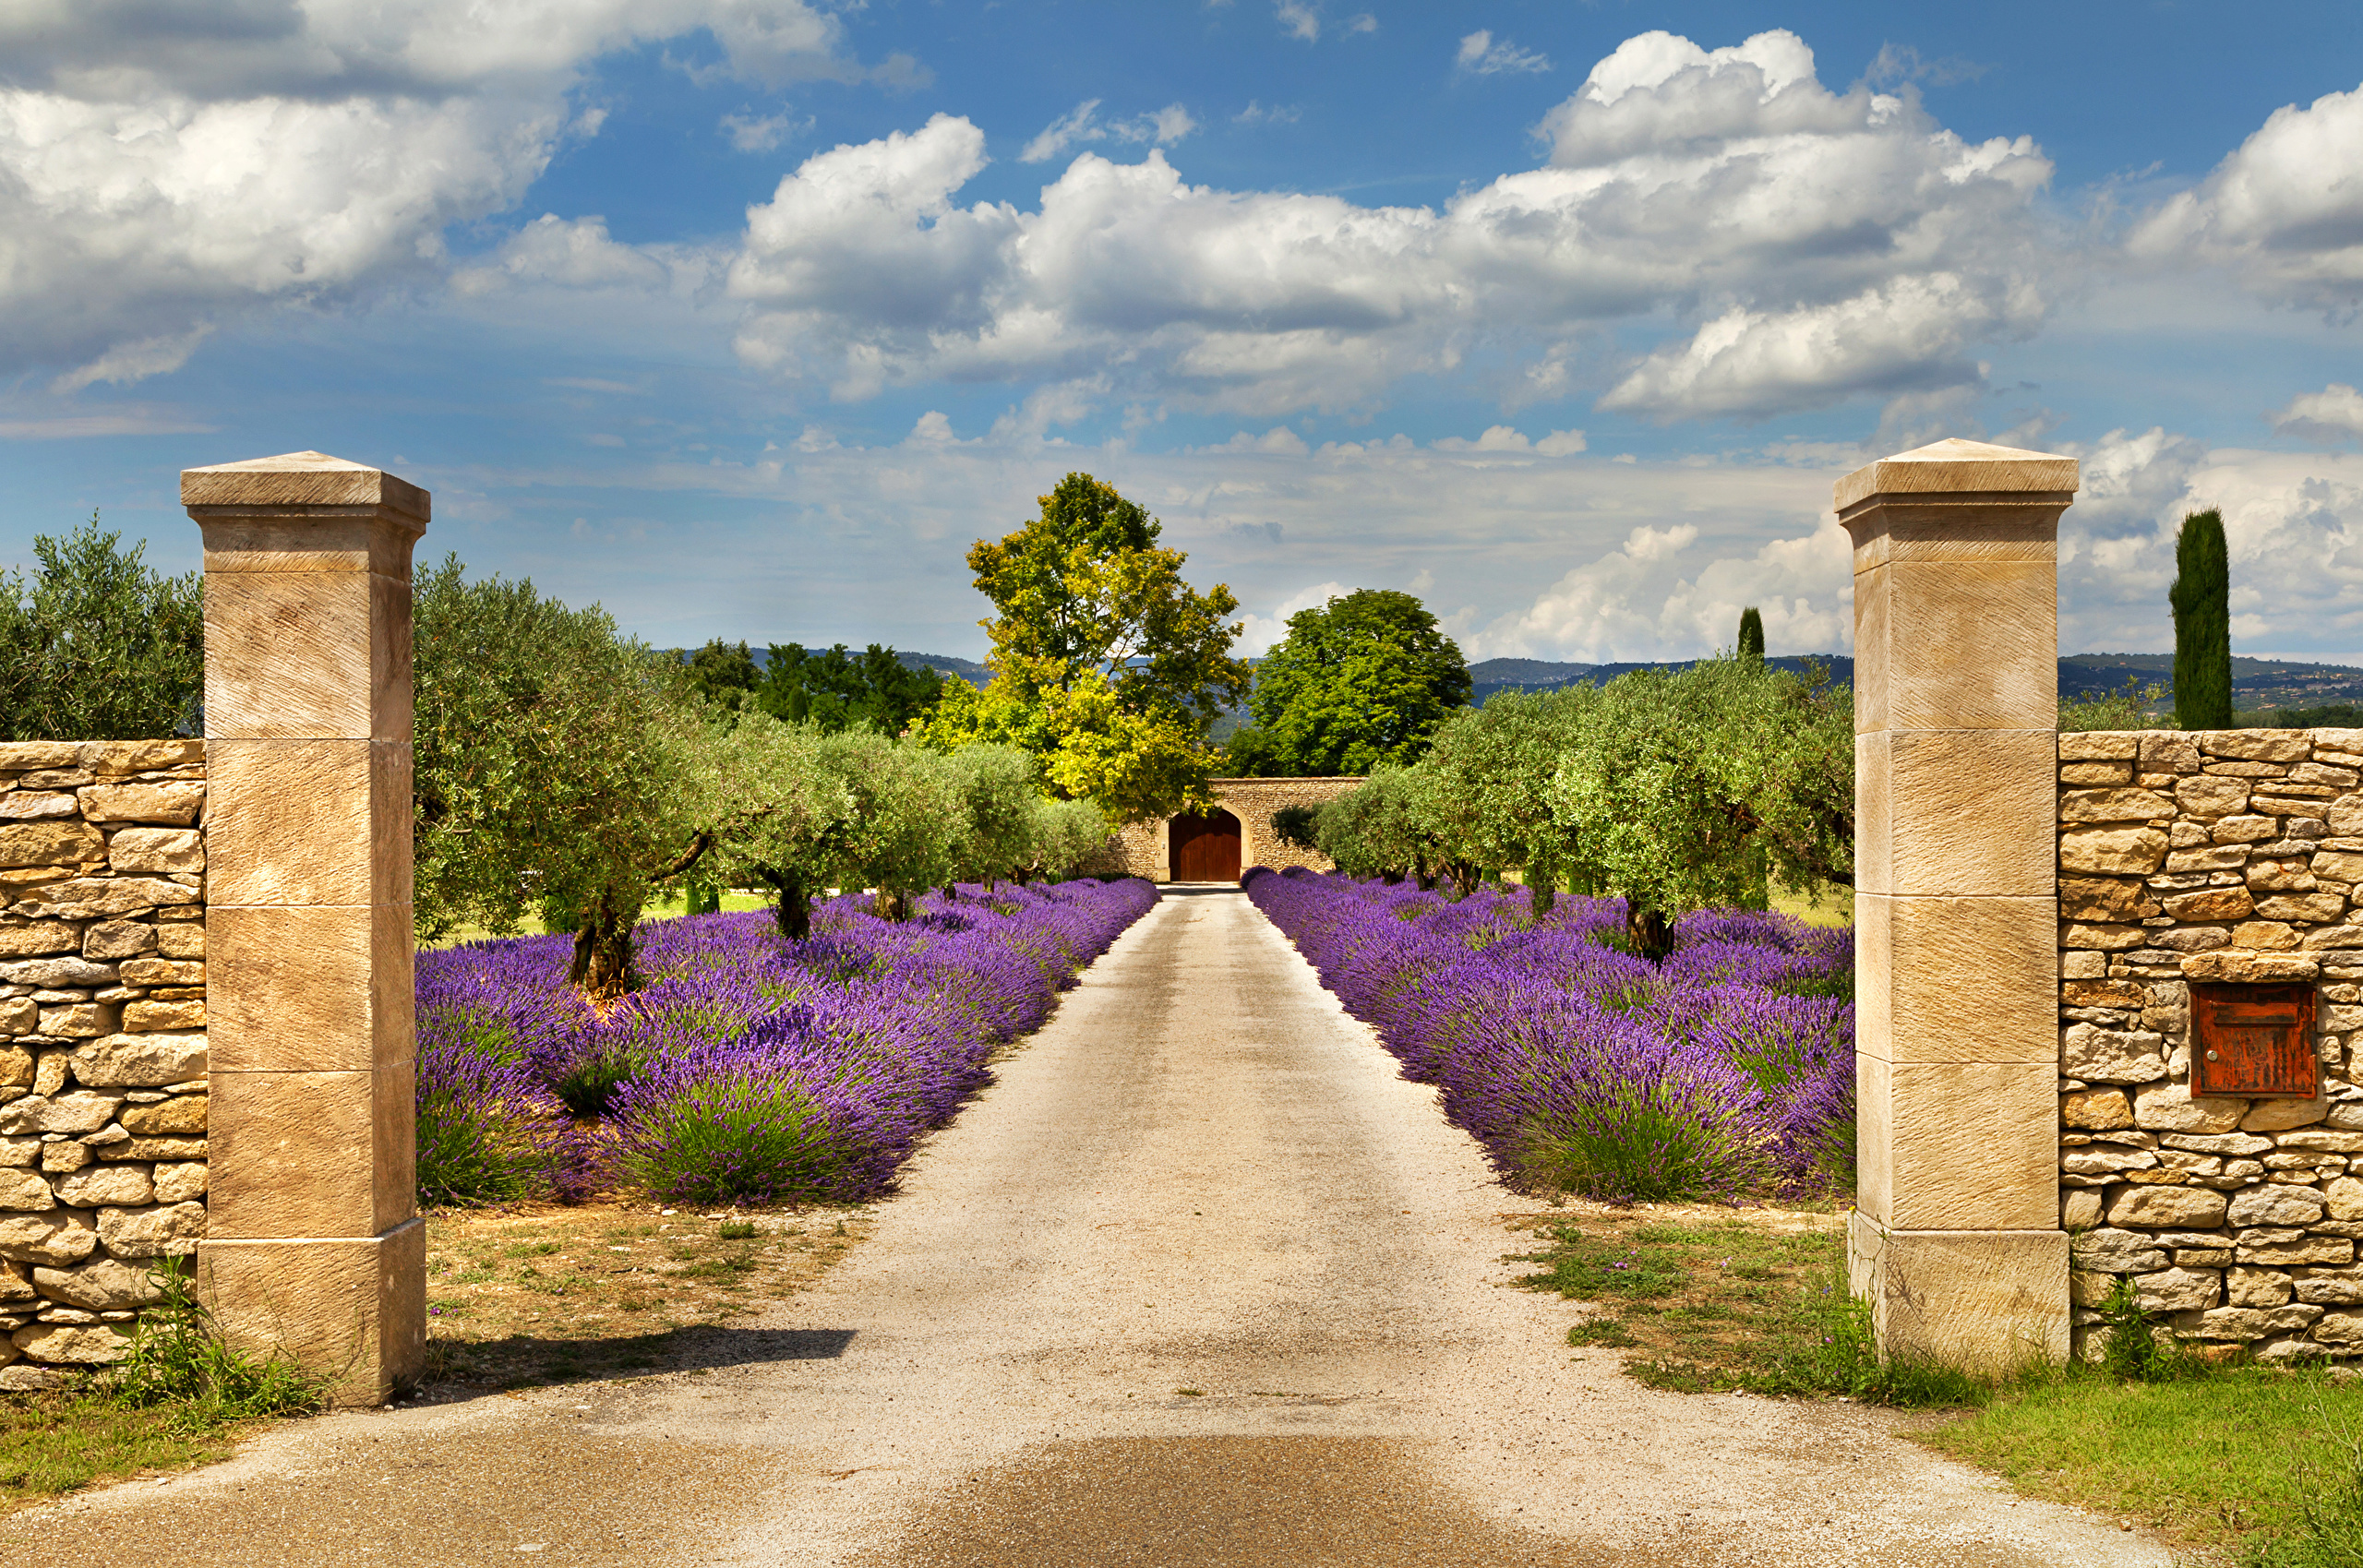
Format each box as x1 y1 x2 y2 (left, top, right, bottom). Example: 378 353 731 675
1736 605 1765 663
2170 509 2232 730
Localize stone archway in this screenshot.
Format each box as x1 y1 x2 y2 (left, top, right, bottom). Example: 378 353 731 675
1169 810 1242 882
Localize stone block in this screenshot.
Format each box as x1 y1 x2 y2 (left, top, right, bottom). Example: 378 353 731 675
2317 852 2363 884
2227 1265 2296 1306
152 1161 207 1203
51 1165 151 1209
2062 1088 2134 1129
2230 1185 2331 1227
1864 563 2060 731
31 1259 163 1311
74 783 203 826
13 1323 130 1364
2062 1023 2167 1083
0 794 75 821
79 921 155 961
2062 787 2178 823
2061 878 2157 923
0 1212 97 1267
2259 893 2349 923
2245 1098 2330 1131
2164 888 2258 922
206 904 410 1073
105 828 203 876
2165 1131 2275 1155
2195 1303 2325 1339
1848 1214 2068 1375
2062 1189 2104 1229
97 1202 206 1259
6 879 199 921
203 739 410 908
0 1092 124 1136
120 1000 204 1033
37 1004 115 1039
2238 1234 2354 1266
2060 761 2133 786
198 1219 426 1406
2062 734 2144 763
2165 844 2250 872
2328 1175 2363 1220
0 822 104 870
2183 949 2320 983
1875 729 2057 895
0 923 78 958
2233 921 2300 949
67 1033 206 1089
120 1096 206 1138
2134 1266 2221 1312
155 923 203 960
2105 1185 2228 1228
1858 893 2056 1066
2061 922 2146 950
2177 775 2253 818
2318 1310 2363 1344
2296 1268 2363 1305
0 1172 53 1213
201 568 393 741
2204 732 2311 762
209 1070 406 1239
1880 1061 2058 1230
0 956 114 987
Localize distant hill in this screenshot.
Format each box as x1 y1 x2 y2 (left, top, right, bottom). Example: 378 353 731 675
2058 652 2363 713
1469 652 2363 717
894 651 989 685
1468 655 1851 706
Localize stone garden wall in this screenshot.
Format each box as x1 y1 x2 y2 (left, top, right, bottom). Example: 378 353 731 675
2059 728 2363 1361
0 740 208 1384
1094 776 1361 881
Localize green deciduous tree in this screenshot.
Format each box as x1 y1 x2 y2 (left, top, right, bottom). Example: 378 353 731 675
1229 589 1470 776
938 473 1248 820
0 514 203 741
2171 509 2232 730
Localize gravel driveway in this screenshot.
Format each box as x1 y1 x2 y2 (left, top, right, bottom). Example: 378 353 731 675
2 886 2168 1565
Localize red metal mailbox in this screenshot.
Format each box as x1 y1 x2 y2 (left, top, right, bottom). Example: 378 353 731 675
2189 982 2320 1099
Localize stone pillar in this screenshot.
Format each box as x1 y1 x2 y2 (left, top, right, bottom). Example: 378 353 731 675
184 452 426 1405
1842 437 2077 1373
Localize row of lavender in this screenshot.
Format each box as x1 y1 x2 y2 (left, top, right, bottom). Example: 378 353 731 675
415 879 1159 1206
1243 868 1854 1201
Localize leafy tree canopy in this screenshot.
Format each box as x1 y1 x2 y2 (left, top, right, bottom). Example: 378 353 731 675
966 473 1250 727
0 513 202 741
677 639 943 735
1229 589 1469 777
918 669 1212 825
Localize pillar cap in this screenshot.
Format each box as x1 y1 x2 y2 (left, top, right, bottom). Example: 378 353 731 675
1835 437 2078 514
182 451 428 522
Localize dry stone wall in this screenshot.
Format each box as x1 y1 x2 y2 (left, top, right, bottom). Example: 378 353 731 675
2059 728 2363 1362
1090 777 1362 880
0 740 207 1384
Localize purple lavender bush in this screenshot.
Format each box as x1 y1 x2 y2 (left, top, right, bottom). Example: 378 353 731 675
1244 867 1852 1203
416 878 1158 1206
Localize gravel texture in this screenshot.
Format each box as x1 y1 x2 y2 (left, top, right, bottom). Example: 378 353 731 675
1 886 2169 1565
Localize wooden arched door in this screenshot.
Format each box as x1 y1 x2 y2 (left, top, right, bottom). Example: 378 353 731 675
1170 809 1242 882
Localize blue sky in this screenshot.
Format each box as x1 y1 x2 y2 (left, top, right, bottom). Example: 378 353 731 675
5 1 2362 664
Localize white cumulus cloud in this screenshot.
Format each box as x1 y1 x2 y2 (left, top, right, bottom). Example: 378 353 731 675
2130 80 2363 311
0 0 862 386
2273 383 2363 444
723 30 2057 422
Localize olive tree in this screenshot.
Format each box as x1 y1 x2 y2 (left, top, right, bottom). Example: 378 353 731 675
1546 656 1852 958
1412 686 1598 915
0 514 203 741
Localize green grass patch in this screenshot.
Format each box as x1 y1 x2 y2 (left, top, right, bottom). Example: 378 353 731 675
1924 1368 2363 1562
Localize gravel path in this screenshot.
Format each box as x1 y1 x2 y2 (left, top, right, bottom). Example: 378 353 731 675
6 886 2168 1565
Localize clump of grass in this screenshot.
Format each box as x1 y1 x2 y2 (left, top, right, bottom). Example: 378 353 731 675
106 1262 324 1425
717 1219 758 1239
614 1064 870 1206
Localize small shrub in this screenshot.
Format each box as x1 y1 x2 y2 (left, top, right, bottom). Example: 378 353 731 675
717 1219 758 1239
415 1044 591 1205
2096 1276 2201 1383
611 1052 878 1206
